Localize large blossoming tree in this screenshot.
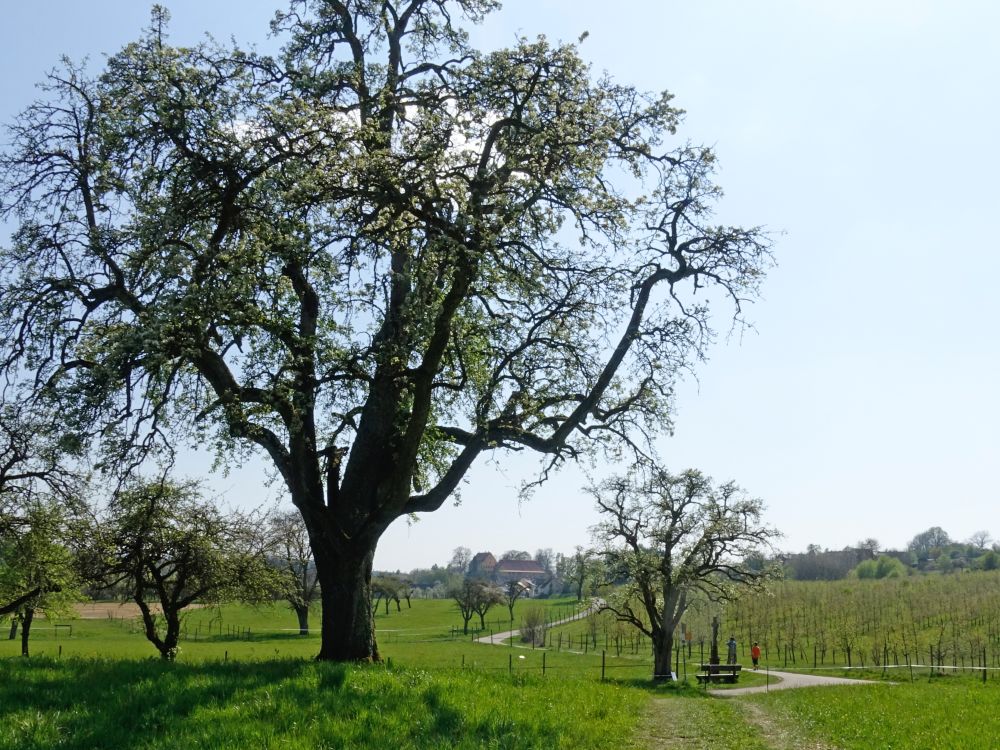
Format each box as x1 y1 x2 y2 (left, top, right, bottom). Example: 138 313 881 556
0 1 771 661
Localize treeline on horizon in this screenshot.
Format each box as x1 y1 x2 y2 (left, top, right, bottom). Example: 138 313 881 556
781 525 997 581
378 525 999 595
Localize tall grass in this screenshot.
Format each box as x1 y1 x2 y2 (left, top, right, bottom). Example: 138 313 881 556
0 657 647 750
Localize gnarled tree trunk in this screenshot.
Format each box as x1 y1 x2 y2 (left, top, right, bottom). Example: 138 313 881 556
653 628 674 683
313 542 379 662
136 593 182 660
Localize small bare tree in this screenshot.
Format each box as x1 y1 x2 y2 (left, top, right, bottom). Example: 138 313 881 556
448 547 472 574
967 530 993 551
503 580 528 623
267 511 319 635
520 606 547 646
591 466 780 682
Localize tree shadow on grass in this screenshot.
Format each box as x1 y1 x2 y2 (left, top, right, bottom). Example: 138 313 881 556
0 658 570 749
0 658 318 749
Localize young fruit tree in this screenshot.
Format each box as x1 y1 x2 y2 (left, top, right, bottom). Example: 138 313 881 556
372 574 405 615
0 1 771 662
590 466 780 682
81 479 277 660
0 403 83 634
502 579 528 622
0 499 81 657
450 578 501 634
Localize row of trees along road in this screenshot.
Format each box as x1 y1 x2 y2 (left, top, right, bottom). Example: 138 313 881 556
0 0 771 662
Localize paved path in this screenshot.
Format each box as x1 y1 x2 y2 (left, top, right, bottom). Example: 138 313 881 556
710 669 879 696
475 610 879 699
475 599 602 646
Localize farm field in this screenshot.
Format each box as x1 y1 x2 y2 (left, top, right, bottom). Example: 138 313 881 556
712 571 1000 678
551 572 1000 682
3 586 1000 748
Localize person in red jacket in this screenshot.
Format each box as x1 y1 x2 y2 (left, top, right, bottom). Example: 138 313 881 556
751 642 762 670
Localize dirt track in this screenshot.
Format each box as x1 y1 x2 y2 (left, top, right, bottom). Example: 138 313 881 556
73 602 207 619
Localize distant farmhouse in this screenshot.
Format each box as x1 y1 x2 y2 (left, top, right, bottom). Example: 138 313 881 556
468 551 497 579
494 558 546 583
469 552 556 597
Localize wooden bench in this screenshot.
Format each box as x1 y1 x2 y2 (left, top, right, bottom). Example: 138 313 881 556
698 664 742 673
695 664 742 685
695 672 739 684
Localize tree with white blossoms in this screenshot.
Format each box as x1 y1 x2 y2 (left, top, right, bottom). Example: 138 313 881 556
0 0 772 662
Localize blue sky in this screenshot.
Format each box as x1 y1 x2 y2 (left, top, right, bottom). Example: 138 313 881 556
3 2 998 570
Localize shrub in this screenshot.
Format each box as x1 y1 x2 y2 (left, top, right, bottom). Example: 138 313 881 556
520 607 547 646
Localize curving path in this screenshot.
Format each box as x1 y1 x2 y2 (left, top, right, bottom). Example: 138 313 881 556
475 609 879 699
475 599 603 646
710 669 879 697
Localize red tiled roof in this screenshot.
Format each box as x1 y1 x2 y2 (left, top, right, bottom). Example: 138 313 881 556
495 559 545 575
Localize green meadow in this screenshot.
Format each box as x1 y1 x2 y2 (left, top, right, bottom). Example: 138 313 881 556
3 596 1000 749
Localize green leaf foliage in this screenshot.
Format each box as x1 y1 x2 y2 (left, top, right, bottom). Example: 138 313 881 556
83 479 279 658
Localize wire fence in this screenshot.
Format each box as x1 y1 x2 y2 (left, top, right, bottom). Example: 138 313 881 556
28 607 1000 686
